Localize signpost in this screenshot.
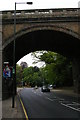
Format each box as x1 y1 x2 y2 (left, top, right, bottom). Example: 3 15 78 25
12 1 33 108
3 62 11 78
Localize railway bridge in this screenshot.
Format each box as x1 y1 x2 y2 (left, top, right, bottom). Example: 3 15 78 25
1 8 80 99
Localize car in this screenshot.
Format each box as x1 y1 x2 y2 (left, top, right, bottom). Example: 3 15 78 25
48 84 53 89
41 85 50 92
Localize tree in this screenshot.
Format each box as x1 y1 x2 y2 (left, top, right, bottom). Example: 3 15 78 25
16 51 73 88
20 62 28 69
23 66 42 87
31 51 73 87
16 64 23 86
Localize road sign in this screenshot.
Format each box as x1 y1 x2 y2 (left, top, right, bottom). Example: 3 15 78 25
3 64 11 78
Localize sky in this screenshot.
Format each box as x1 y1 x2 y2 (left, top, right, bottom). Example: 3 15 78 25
0 0 80 11
17 53 45 68
1 0 80 67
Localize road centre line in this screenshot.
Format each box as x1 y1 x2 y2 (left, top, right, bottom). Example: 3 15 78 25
33 91 36 93
61 102 80 112
32 90 36 94
32 90 42 96
46 97 53 101
37 94 42 96
34 92 42 96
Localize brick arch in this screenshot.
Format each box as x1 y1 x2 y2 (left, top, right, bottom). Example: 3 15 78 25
3 24 79 49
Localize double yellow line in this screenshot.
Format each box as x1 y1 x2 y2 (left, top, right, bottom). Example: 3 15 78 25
18 93 29 120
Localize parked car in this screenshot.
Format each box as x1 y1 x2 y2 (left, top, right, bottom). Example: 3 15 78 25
41 85 50 92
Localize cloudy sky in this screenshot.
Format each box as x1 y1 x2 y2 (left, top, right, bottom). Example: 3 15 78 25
17 53 46 67
0 0 80 11
1 0 80 67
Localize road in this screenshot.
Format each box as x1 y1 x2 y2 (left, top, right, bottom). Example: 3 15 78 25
19 88 80 119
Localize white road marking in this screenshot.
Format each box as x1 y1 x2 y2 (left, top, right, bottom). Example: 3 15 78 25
35 92 42 96
72 102 80 105
40 92 43 94
37 94 42 96
61 102 80 112
46 97 53 101
33 91 35 93
32 90 36 94
32 90 42 96
51 97 65 101
60 101 70 103
59 100 65 102
32 89 80 112
67 103 80 105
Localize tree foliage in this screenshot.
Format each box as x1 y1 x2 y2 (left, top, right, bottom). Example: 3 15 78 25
39 51 73 87
23 66 42 87
16 64 23 85
16 51 73 88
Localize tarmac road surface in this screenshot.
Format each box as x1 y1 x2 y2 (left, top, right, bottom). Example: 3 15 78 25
19 87 80 119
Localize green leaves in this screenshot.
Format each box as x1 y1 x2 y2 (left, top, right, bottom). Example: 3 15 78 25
22 66 42 87
16 51 73 88
31 51 73 87
16 64 23 84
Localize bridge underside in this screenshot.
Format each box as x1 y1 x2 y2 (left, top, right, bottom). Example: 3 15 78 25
2 29 80 99
3 30 80 63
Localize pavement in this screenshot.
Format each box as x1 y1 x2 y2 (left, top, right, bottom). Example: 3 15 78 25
1 87 80 119
52 87 80 97
2 88 25 119
0 100 2 120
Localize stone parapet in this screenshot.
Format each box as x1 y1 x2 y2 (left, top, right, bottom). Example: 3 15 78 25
2 8 79 19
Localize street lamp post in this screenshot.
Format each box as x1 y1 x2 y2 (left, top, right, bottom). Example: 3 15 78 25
12 1 33 108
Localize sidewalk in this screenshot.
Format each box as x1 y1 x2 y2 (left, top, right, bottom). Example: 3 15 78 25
2 88 25 119
52 87 80 97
